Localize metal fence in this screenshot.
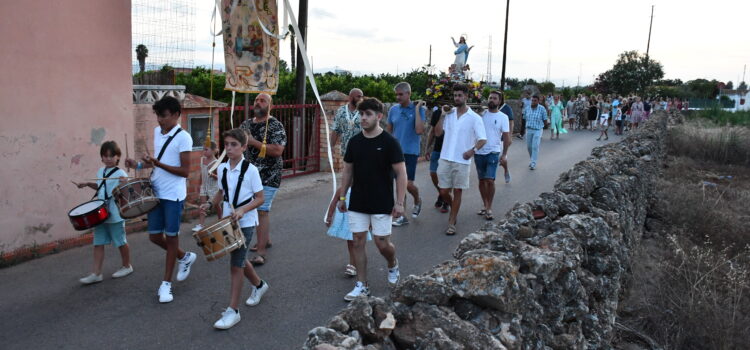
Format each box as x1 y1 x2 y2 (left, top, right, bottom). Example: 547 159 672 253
217 103 321 178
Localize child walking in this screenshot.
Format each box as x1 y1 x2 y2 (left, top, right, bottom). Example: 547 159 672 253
192 141 220 232
201 129 269 329
73 141 133 284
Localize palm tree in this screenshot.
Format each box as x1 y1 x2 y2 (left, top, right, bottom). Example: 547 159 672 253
136 44 149 74
288 25 296 71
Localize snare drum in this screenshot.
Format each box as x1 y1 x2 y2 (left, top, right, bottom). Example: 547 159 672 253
113 178 159 219
68 200 109 231
192 218 245 261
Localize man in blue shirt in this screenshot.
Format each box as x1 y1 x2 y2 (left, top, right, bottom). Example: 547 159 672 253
387 82 426 226
523 95 548 170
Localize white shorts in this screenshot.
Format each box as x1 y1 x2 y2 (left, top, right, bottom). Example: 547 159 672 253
437 158 471 189
599 114 609 127
347 211 392 236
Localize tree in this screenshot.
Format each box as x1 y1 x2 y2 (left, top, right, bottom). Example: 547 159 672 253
135 44 148 74
539 81 555 95
725 81 734 89
739 81 748 90
685 79 720 99
593 50 664 95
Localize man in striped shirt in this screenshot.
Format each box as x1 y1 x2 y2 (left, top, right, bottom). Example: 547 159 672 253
523 95 548 170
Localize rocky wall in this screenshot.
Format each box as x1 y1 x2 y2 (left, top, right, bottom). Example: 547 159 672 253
303 111 672 350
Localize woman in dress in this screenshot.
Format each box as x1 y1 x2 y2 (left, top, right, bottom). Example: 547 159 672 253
630 96 644 130
587 95 599 131
549 94 567 139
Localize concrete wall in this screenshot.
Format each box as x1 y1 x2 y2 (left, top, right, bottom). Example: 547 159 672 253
302 111 673 349
0 1 133 255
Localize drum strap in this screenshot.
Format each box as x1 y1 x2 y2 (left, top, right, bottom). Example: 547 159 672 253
156 128 183 161
222 159 254 208
93 167 120 200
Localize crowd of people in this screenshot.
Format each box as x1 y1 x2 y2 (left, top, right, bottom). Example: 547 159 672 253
73 82 681 330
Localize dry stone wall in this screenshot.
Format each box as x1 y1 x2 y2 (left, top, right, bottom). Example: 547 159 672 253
303 111 673 350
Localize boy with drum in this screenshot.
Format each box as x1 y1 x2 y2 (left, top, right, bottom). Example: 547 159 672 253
201 128 269 329
124 96 195 303
73 141 132 284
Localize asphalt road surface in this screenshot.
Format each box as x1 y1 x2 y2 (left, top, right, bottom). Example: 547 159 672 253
0 130 620 350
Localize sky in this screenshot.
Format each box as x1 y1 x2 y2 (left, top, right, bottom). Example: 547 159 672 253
192 0 750 87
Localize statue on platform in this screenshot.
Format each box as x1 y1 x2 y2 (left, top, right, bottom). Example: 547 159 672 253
450 36 474 80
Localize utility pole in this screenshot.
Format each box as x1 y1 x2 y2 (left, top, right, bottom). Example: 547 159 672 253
646 5 654 61
500 0 510 90
487 37 492 83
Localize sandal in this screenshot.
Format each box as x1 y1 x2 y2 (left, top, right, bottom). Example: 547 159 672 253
476 209 487 216
249 242 273 252
249 255 266 266
445 225 457 236
484 211 494 221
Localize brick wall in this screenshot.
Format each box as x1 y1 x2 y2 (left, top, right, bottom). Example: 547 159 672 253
319 92 348 173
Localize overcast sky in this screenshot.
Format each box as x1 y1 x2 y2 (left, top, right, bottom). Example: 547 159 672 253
193 0 749 86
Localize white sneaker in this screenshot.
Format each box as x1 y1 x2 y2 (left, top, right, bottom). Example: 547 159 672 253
388 260 400 286
191 224 204 232
79 273 103 285
245 280 269 306
344 264 357 277
112 265 133 278
392 216 409 227
176 252 196 282
344 281 370 301
213 307 241 329
158 281 173 303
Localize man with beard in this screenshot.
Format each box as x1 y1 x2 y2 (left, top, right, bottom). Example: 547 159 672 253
336 97 406 301
326 88 365 277
386 82 426 227
239 93 287 266
434 84 487 236
474 91 510 221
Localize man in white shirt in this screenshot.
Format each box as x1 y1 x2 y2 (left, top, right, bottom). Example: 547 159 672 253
474 91 510 221
434 84 487 235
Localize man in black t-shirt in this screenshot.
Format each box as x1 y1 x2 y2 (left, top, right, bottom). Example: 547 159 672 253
426 107 449 213
336 98 407 301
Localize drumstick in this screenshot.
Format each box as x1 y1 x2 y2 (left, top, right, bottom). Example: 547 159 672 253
85 176 134 181
125 133 130 173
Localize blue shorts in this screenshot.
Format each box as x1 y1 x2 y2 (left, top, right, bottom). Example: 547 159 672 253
230 226 256 267
474 152 500 180
258 186 278 212
429 151 441 173
147 199 184 236
404 154 418 181
93 221 127 247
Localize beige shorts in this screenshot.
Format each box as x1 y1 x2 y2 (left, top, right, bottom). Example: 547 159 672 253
347 211 393 236
437 158 471 189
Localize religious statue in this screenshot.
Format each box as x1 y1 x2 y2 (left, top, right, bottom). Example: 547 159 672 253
451 36 474 80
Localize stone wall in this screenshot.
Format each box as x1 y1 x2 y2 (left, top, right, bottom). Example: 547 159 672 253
302 111 673 350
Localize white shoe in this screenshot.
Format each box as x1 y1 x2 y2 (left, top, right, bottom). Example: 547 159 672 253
79 273 103 285
388 260 400 286
246 280 269 306
344 264 357 277
344 281 370 302
112 265 133 279
158 281 173 303
191 224 204 232
213 307 241 329
392 216 409 227
176 252 196 282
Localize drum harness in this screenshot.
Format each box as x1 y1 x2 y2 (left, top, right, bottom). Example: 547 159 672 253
94 167 121 202
221 159 254 209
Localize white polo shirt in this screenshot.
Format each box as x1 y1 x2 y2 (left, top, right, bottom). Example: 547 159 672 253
218 158 264 228
152 126 193 201
439 108 487 165
476 110 510 155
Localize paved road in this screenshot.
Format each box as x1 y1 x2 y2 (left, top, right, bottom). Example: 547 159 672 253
0 130 619 350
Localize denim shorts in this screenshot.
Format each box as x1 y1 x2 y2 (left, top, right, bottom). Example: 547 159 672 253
230 226 256 267
429 151 441 173
404 154 418 181
147 199 184 236
258 186 278 212
93 221 127 247
474 152 500 180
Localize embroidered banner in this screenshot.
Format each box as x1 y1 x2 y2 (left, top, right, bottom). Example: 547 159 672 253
221 0 280 94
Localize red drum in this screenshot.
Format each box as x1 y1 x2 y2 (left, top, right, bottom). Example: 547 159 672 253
68 200 109 231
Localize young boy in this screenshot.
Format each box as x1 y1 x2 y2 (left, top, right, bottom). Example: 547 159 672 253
125 96 195 303
74 141 133 284
201 128 269 329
